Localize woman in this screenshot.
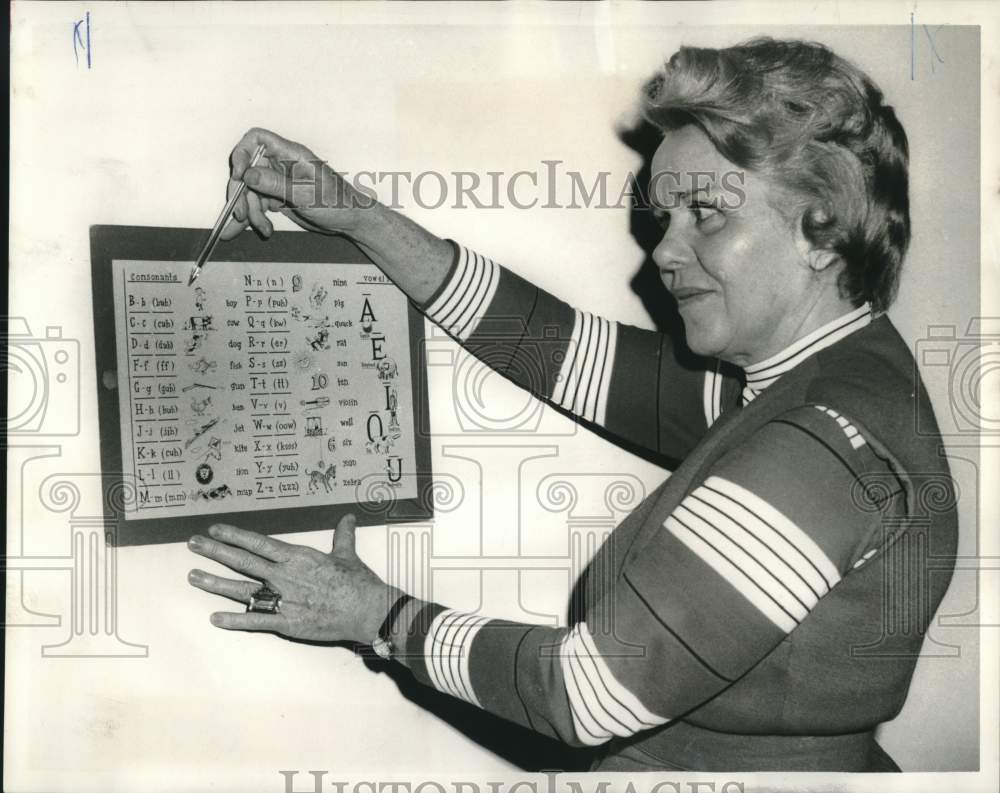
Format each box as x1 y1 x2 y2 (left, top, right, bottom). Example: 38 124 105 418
187 38 957 771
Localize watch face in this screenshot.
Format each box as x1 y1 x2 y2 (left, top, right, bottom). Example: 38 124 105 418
371 637 392 660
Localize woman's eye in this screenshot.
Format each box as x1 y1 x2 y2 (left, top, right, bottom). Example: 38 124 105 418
690 202 721 224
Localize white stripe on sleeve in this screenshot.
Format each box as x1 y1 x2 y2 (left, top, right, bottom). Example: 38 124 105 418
664 475 841 633
550 310 618 426
559 622 669 746
592 321 617 427
425 246 500 342
424 609 489 707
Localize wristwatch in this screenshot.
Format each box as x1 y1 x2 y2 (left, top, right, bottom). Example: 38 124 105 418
370 594 414 660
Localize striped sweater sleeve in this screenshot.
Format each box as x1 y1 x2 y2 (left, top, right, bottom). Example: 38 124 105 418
393 405 901 745
418 241 740 460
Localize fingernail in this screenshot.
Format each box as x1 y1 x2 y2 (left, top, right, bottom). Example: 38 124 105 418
188 570 203 584
188 536 203 549
210 614 222 627
245 168 260 186
208 524 220 537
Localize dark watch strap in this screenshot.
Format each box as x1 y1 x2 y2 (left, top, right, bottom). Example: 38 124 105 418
377 594 415 645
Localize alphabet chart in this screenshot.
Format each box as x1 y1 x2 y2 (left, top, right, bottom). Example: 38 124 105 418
92 227 432 545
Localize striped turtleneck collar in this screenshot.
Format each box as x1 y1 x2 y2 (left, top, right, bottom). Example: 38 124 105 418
741 303 873 405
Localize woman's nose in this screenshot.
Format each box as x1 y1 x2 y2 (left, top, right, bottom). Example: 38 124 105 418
652 228 692 274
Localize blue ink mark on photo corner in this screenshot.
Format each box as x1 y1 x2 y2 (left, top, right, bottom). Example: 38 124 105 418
73 11 92 69
910 12 945 80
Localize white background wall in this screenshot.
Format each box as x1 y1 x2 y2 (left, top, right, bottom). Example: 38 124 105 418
7 3 998 792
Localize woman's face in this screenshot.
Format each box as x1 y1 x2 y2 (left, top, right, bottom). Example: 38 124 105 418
649 125 814 367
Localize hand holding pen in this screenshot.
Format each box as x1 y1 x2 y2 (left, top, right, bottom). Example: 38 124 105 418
216 128 377 245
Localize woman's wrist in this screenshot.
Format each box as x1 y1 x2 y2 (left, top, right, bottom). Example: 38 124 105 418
347 204 454 305
356 583 403 644
343 198 392 247
385 594 428 656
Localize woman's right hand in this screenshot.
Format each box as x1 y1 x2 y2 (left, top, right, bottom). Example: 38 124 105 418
220 128 378 241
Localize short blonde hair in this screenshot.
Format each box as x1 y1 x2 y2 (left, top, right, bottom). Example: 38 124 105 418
643 37 910 313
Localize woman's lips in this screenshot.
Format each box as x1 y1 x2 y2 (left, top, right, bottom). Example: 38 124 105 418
672 287 714 305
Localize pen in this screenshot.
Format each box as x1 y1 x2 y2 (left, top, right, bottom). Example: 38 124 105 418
188 143 267 285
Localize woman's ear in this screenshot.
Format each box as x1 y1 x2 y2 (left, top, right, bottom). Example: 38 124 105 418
805 247 840 273
793 206 840 273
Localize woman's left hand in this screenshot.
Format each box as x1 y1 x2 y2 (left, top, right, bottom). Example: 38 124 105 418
187 514 398 643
